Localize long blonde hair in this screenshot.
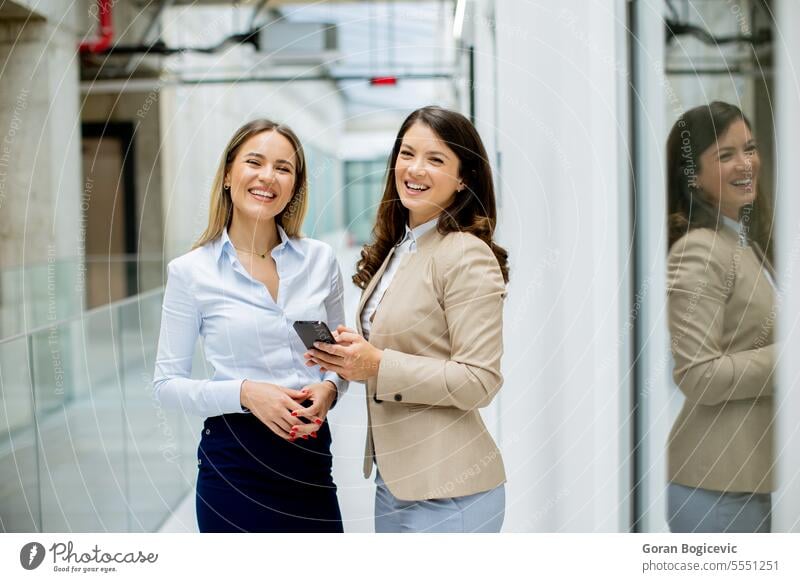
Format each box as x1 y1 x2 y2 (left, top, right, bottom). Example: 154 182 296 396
193 119 308 249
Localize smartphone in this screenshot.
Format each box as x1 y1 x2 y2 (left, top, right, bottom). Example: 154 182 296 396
293 320 336 350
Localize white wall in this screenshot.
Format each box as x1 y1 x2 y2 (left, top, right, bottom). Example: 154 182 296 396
339 130 396 162
472 0 632 532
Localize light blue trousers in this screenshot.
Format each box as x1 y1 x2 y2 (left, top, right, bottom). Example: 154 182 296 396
667 482 771 533
374 471 505 533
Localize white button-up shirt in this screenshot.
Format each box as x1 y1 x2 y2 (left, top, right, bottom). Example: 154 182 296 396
360 217 439 340
153 226 347 418
722 215 777 290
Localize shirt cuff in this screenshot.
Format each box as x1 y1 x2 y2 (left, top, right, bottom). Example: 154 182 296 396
323 372 348 408
225 379 249 414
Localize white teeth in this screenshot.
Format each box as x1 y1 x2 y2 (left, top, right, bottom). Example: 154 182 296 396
406 182 428 191
732 180 752 187
250 189 276 199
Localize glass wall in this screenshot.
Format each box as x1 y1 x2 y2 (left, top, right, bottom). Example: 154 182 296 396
304 146 342 238
344 159 387 245
632 0 778 532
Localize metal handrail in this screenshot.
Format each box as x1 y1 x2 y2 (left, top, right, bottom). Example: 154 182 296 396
0 253 164 271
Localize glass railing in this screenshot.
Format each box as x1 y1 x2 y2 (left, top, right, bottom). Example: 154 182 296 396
0 286 202 532
0 255 164 341
0 257 83 343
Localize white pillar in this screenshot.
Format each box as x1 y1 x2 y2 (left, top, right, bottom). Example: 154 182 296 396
0 18 82 269
0 13 83 335
773 0 800 533
477 0 632 531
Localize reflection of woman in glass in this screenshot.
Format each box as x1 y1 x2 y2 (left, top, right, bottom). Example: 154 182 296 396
305 106 508 532
665 102 776 533
154 120 346 532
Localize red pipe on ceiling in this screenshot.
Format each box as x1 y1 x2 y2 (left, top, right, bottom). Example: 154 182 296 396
80 0 113 53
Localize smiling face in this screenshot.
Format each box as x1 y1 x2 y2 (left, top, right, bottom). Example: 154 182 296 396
696 118 760 220
224 130 297 228
394 122 464 227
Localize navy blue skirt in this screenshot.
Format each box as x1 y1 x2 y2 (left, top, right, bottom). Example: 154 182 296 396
195 412 343 533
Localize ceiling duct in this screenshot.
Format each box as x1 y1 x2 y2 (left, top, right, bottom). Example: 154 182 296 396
258 20 339 64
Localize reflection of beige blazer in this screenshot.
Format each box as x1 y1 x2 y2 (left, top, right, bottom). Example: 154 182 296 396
667 226 776 493
356 228 507 501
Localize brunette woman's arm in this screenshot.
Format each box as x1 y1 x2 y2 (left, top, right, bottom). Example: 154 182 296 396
375 234 506 410
668 231 775 406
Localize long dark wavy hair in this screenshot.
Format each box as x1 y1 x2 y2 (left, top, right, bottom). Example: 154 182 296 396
353 106 509 289
666 101 773 261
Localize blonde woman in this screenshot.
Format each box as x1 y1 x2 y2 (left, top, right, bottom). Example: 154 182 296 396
154 119 347 532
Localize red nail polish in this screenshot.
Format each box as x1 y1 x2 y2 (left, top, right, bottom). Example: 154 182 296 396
302 435 309 440
314 419 323 425
291 411 297 417
310 432 318 439
289 437 295 442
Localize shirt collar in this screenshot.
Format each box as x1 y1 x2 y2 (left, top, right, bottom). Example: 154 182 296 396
721 215 738 232
275 224 304 256
397 216 439 247
722 214 750 247
214 228 234 262
721 215 748 246
215 225 303 262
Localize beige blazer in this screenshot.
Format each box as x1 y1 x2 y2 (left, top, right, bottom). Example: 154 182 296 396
356 228 507 501
667 226 776 493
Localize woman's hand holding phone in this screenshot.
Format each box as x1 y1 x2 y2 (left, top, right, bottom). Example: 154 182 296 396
303 325 383 381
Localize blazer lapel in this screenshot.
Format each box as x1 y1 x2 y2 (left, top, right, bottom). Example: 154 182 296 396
355 246 396 335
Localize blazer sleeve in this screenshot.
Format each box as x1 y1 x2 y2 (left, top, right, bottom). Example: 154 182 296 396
375 236 506 410
667 234 775 406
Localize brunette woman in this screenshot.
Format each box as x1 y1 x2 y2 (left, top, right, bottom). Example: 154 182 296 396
306 106 508 532
665 102 776 532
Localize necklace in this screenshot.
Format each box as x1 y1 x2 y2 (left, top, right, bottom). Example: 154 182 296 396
233 246 270 259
